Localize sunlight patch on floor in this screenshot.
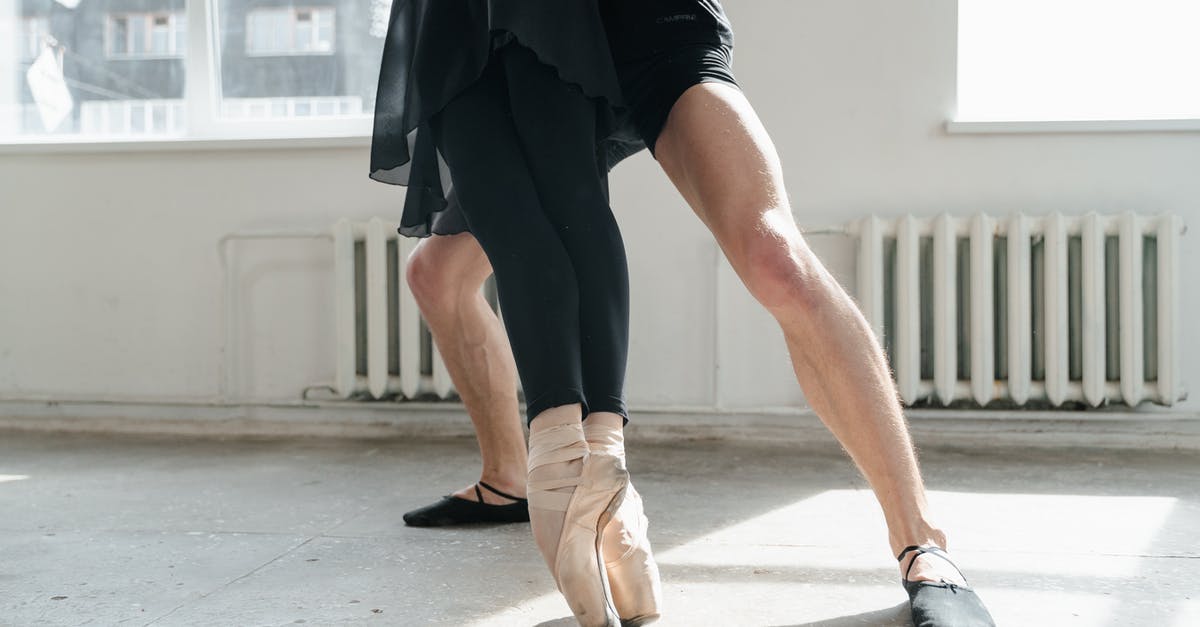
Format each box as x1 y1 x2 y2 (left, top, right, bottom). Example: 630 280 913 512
467 489 1178 625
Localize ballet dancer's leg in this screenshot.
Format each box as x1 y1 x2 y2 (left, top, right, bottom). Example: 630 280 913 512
405 234 525 507
653 82 960 586
501 45 631 426
433 46 632 625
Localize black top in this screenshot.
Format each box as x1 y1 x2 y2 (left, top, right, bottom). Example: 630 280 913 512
601 0 734 63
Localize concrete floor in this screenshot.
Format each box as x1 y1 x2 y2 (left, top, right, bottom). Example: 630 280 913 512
1 430 1198 626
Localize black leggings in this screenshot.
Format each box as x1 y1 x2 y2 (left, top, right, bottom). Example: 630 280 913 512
432 44 630 425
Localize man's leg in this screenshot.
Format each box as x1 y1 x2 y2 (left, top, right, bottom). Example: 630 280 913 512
654 82 955 584
406 232 526 503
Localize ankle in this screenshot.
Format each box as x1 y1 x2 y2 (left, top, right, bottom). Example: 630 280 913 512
891 525 949 559
529 404 584 435
478 472 526 499
582 417 625 457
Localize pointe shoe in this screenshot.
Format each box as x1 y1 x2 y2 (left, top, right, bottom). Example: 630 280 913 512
602 483 662 626
584 422 662 625
529 424 630 627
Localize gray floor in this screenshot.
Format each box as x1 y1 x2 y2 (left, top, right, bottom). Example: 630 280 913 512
1 430 1198 626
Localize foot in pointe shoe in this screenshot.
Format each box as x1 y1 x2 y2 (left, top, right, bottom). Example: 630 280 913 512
528 422 629 627
584 421 662 626
601 483 662 626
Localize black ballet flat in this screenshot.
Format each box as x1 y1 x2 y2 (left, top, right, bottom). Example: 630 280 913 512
898 545 996 627
403 481 530 527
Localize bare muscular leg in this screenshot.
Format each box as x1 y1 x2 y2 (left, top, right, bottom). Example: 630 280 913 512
407 233 526 503
654 82 958 584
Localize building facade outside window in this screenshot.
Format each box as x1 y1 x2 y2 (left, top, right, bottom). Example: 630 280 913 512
245 7 335 56
107 13 187 59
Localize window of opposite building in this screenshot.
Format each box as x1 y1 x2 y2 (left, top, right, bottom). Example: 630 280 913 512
957 0 1200 123
107 13 188 59
245 7 336 56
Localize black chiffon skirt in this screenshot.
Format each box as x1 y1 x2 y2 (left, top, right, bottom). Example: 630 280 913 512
369 0 645 238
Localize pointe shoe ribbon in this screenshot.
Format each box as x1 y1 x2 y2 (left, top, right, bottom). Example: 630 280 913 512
528 423 590 512
528 423 628 627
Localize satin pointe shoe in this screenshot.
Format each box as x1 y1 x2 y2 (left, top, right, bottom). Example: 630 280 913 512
601 482 662 626
898 545 996 627
584 422 662 625
528 423 630 627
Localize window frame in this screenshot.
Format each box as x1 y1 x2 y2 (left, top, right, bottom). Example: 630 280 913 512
1 0 371 148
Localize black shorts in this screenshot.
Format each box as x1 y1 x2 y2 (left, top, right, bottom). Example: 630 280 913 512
616 43 740 155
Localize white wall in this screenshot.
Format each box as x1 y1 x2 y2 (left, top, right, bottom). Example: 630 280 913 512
1 0 1197 413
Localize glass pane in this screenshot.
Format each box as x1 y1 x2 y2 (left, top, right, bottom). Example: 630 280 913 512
315 9 333 52
1 1 186 137
295 19 313 53
129 101 145 132
173 15 187 52
151 101 166 129
130 16 145 55
111 16 128 56
217 0 378 120
959 0 1200 120
151 16 170 55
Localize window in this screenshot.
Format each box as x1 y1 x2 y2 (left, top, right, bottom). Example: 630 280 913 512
217 1 378 124
246 7 335 56
1 0 384 140
958 0 1200 122
107 13 187 58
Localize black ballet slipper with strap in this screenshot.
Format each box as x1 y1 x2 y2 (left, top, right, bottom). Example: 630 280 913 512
403 481 530 527
898 545 996 627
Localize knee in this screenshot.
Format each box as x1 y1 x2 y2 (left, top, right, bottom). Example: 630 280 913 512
405 243 464 316
737 224 828 316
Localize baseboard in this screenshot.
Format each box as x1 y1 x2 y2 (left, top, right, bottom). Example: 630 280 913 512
1 398 1197 450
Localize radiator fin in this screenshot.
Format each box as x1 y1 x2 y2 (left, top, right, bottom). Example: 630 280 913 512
333 218 468 400
855 212 1185 408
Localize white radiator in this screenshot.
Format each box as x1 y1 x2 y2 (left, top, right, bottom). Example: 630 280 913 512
855 212 1185 408
333 218 456 400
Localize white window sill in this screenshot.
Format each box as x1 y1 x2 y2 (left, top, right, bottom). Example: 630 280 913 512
0 132 372 155
946 118 1200 134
